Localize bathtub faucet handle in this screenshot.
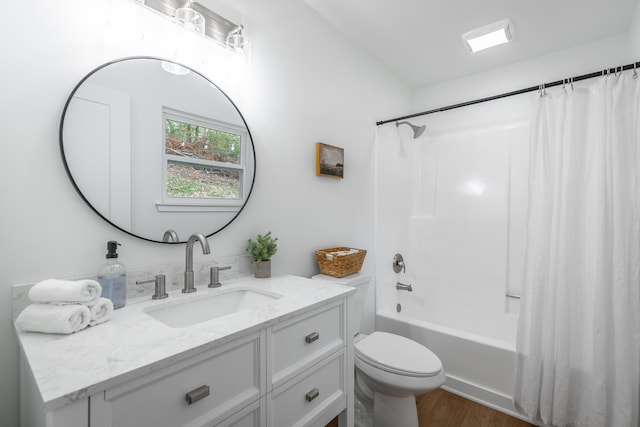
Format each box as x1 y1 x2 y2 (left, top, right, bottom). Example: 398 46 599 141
393 253 406 273
396 282 413 292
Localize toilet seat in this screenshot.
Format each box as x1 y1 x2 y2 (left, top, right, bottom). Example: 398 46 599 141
355 331 442 377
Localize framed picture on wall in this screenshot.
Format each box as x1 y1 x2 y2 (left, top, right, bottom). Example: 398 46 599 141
316 142 344 179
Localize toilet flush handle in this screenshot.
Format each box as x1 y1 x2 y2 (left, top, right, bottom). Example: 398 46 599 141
393 253 406 273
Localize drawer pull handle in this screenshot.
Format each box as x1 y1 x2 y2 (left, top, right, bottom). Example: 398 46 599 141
305 332 320 344
305 388 320 402
185 385 210 405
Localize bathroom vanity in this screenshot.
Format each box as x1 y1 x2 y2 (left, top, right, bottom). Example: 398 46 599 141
17 275 355 427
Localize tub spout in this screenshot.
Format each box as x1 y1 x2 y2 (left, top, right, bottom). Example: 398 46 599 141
396 282 413 292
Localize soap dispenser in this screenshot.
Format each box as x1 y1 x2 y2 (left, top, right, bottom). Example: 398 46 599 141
97 241 127 309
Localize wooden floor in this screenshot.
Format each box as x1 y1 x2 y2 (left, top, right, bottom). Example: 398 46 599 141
416 389 534 427
325 389 534 427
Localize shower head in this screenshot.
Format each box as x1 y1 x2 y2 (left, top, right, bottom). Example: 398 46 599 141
396 121 426 139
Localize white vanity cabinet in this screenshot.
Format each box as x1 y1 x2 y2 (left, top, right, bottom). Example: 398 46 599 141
90 332 266 427
18 277 353 427
267 301 347 427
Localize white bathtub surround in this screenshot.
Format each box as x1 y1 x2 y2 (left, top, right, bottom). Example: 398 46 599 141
16 275 353 411
374 92 529 420
514 73 640 426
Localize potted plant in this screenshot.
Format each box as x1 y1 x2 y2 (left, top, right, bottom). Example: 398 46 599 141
246 231 278 278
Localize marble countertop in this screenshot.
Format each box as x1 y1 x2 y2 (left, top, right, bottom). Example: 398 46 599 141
16 274 354 411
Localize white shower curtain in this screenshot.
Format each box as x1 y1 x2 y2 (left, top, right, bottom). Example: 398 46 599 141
514 73 640 427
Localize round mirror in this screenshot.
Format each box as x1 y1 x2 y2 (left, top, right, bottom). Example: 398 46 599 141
60 57 256 243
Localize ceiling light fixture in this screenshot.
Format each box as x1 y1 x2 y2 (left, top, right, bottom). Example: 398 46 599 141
461 19 514 53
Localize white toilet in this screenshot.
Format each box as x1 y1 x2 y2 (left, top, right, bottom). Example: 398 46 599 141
312 273 445 427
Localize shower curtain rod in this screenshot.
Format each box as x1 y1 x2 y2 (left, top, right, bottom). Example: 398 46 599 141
376 61 640 126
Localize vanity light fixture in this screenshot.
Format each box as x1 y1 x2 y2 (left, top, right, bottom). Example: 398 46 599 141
461 19 514 53
143 0 247 52
227 25 249 52
174 1 205 35
160 1 205 75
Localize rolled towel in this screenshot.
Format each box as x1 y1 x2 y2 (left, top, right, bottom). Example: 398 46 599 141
87 297 114 326
28 279 102 305
15 304 91 334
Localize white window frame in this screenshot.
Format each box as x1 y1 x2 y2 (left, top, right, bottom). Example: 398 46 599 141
157 107 248 212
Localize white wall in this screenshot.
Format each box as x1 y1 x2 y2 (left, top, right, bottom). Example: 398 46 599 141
0 0 410 424
629 0 640 57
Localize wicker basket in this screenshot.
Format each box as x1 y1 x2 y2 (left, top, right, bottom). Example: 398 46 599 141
315 247 367 278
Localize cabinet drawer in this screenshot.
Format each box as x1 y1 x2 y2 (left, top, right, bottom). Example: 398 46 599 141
270 302 344 388
217 397 266 427
92 333 264 427
268 349 345 427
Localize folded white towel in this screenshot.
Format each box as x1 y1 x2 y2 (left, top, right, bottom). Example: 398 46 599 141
87 297 113 326
28 279 102 305
15 304 91 334
325 249 360 261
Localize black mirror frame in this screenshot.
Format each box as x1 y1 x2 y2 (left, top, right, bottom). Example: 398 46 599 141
59 56 256 244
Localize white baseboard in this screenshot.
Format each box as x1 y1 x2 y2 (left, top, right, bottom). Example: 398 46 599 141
442 374 540 426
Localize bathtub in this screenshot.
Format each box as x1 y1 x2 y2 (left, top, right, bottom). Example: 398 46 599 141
376 306 533 423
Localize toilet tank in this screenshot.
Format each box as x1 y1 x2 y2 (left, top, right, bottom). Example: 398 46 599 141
311 273 371 334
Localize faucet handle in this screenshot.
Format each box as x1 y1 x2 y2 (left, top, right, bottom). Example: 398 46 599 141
393 253 406 273
137 275 168 300
208 266 232 288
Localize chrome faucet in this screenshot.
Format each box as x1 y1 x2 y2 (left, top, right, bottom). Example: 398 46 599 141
396 282 413 292
183 233 211 293
162 229 179 243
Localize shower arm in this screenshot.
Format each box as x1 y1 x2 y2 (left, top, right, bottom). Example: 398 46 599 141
396 121 426 139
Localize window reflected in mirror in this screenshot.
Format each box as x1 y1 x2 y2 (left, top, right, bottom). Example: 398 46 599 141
163 108 246 205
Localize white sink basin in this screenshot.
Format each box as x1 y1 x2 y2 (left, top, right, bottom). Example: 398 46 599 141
144 287 283 328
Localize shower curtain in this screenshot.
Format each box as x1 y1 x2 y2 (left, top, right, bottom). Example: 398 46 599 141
514 73 640 426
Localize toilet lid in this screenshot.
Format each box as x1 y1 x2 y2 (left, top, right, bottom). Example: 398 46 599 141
355 331 442 377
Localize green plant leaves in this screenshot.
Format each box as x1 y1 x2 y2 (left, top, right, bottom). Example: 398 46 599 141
247 231 278 263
